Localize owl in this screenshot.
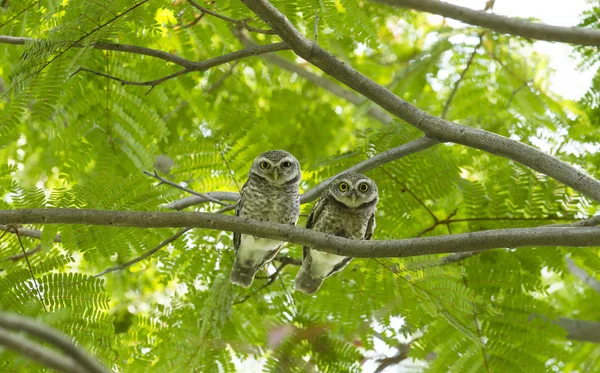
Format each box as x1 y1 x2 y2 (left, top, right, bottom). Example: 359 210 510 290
230 150 301 287
295 173 378 294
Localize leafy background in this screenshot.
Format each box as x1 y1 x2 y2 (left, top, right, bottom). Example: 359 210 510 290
0 0 599 372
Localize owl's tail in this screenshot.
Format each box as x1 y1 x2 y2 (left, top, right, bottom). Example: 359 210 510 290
295 266 324 295
230 260 258 288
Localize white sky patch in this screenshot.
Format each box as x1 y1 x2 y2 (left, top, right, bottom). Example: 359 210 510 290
444 0 597 100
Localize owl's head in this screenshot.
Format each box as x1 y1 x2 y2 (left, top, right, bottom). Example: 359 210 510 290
250 150 301 186
328 173 379 208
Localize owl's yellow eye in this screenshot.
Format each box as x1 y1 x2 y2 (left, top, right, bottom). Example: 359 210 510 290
359 183 369 192
260 161 270 169
339 182 349 192
281 161 292 168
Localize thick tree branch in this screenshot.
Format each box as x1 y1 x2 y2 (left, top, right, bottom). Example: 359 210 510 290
373 0 600 48
558 317 600 343
0 327 86 373
72 42 289 92
0 313 108 373
240 0 600 203
2 209 600 258
412 215 600 269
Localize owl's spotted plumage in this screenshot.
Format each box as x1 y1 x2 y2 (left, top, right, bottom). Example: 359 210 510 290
230 150 301 287
295 173 378 294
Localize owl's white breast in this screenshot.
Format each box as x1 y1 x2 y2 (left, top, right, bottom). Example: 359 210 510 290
237 234 283 264
310 250 347 278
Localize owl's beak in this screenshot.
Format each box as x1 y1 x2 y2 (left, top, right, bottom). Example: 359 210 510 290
351 194 357 204
273 169 278 182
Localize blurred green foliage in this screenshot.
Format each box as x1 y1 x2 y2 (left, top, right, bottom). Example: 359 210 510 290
0 0 599 372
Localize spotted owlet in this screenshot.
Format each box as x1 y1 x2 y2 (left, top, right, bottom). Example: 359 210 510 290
230 150 301 287
295 173 378 294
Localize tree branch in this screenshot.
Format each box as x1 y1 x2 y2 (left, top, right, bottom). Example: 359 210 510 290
411 215 600 269
300 136 439 204
566 258 600 295
0 313 108 373
234 261 289 304
240 0 600 204
165 136 439 209
558 317 600 343
2 209 600 259
0 35 193 68
0 327 86 373
94 228 191 277
373 0 600 47
234 30 396 125
440 33 484 119
4 244 42 262
186 0 276 34
0 224 61 242
165 192 240 210
71 42 289 92
143 170 231 207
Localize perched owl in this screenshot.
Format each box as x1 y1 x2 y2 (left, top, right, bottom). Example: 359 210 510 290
295 173 378 294
230 150 301 287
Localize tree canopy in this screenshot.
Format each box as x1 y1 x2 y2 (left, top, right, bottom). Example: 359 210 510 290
1 0 599 372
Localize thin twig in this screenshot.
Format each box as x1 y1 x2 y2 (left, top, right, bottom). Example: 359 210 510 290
380 167 439 223
1 0 151 101
417 209 458 237
464 278 492 372
143 170 231 207
94 228 192 277
5 244 42 262
71 42 289 93
0 1 39 28
417 215 584 237
187 0 276 34
14 228 47 312
205 61 239 94
175 12 206 30
234 262 289 304
274 255 302 266
374 342 412 373
314 11 319 43
217 145 241 191
505 80 530 108
440 34 484 119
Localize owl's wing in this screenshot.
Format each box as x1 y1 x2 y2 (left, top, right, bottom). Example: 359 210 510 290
233 180 249 252
364 211 376 241
302 196 328 260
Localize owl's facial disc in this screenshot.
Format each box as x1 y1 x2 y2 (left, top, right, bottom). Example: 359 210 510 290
253 155 299 185
332 179 377 208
